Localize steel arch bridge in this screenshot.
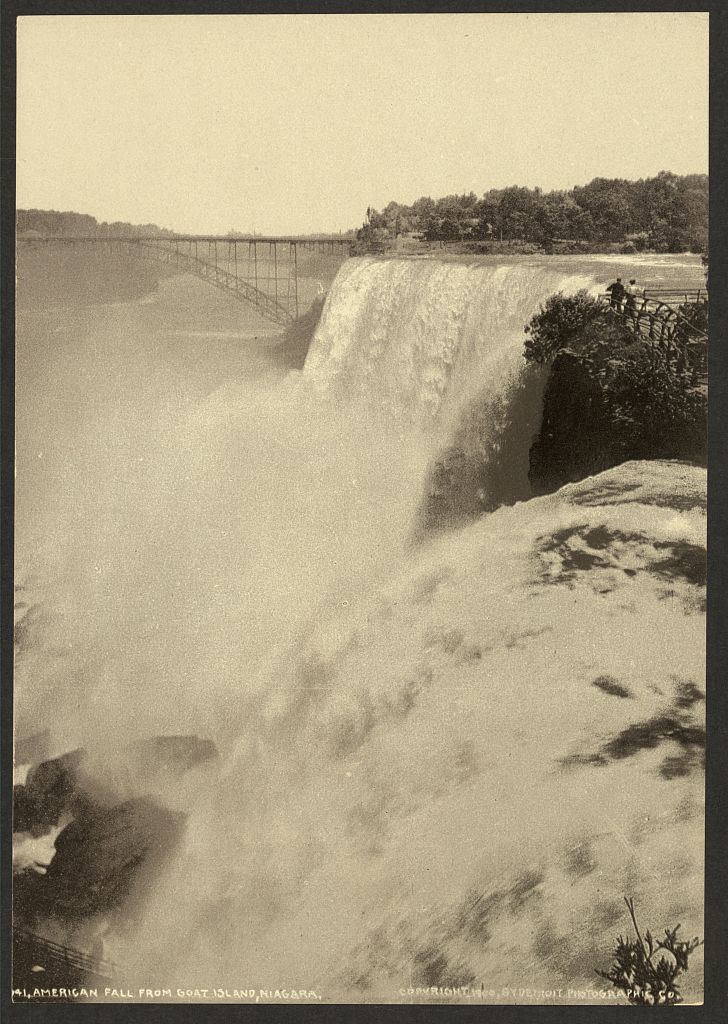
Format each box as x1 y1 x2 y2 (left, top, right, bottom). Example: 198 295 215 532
17 235 355 326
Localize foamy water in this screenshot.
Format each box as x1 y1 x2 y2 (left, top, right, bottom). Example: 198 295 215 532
304 256 597 427
16 257 612 749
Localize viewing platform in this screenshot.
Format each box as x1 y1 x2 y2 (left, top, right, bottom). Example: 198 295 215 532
597 288 707 343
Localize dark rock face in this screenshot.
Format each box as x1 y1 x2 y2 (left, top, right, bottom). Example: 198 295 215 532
16 798 185 921
532 518 706 614
528 352 614 495
12 737 202 999
14 750 94 837
417 363 548 535
276 296 325 369
129 734 219 773
528 348 707 498
12 737 208 929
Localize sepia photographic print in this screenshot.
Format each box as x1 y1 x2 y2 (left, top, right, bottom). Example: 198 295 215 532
7 8 715 1012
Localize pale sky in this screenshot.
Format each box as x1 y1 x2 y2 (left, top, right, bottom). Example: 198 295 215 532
17 13 708 236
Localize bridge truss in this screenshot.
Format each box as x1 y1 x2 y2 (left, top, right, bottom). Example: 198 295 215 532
17 235 354 326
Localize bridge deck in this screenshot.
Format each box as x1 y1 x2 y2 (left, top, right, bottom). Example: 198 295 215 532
17 235 354 326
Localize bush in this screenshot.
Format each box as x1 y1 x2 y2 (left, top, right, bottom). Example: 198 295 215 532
525 291 707 492
597 897 702 1006
626 232 649 252
523 290 633 364
601 352 706 462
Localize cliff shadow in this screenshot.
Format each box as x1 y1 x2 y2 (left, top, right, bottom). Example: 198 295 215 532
272 296 326 370
415 362 549 537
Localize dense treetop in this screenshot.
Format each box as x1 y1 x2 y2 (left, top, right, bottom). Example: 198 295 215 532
16 210 176 239
358 172 707 252
17 170 707 253
16 210 357 242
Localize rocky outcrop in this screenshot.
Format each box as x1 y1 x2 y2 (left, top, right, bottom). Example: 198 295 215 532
12 736 215 930
528 352 614 494
528 349 707 497
16 798 185 921
276 296 325 369
11 736 215 997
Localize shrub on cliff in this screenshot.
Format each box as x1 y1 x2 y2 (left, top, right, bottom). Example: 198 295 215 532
600 353 706 462
524 291 707 493
523 290 633 364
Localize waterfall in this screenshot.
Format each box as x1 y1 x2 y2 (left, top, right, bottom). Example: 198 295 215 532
303 256 597 424
303 256 598 525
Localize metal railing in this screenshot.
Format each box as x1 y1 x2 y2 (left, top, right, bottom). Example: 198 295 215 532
130 239 295 325
597 289 708 383
14 928 117 981
598 292 707 342
637 288 707 304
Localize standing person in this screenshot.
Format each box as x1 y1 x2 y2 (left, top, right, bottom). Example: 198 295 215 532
606 276 625 310
624 278 639 320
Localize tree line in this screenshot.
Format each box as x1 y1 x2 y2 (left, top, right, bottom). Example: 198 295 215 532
17 210 357 242
358 171 707 252
16 209 175 239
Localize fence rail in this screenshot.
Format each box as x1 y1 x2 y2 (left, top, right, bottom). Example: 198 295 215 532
597 289 708 384
14 927 117 980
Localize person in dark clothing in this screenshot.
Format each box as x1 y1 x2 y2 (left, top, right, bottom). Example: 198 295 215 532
606 277 625 310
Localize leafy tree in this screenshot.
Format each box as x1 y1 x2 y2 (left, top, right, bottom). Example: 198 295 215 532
498 186 539 240
573 177 635 241
17 209 174 238
356 171 707 251
356 206 389 248
523 290 632 363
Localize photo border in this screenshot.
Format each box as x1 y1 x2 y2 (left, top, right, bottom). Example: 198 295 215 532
2 3 725 1022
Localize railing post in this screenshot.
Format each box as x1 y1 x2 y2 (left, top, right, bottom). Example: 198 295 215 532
293 241 299 319
273 241 278 307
